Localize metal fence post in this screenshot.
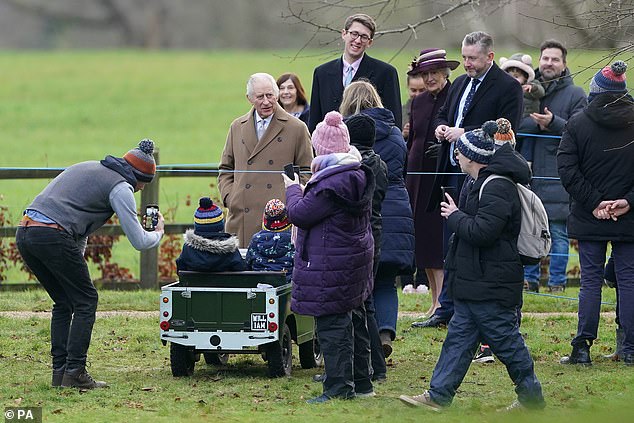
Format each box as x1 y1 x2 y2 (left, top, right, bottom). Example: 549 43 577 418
140 149 160 289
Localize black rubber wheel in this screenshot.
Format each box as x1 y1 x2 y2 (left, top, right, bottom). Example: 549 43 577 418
170 343 195 377
204 352 230 366
299 325 323 369
266 322 292 377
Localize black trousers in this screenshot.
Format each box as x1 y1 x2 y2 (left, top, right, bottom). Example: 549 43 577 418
315 305 373 398
16 226 98 372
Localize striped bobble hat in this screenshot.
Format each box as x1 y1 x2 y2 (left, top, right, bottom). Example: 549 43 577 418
457 120 497 164
262 199 291 232
590 60 628 94
194 197 224 235
123 139 156 183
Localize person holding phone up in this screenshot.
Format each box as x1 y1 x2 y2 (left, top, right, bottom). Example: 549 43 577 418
16 139 164 390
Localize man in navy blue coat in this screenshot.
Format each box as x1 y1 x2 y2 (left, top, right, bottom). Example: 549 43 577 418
413 31 523 329
308 13 401 133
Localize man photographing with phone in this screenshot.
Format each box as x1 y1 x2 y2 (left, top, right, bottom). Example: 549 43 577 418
16 139 164 390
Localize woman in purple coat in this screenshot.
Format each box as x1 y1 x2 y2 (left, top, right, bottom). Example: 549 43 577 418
283 111 375 403
406 48 459 316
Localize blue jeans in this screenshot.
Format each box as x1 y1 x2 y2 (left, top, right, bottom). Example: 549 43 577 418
374 269 398 338
575 241 634 355
429 300 544 408
524 220 568 287
16 226 98 372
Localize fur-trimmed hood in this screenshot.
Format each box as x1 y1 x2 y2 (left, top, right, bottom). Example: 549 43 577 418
183 229 240 254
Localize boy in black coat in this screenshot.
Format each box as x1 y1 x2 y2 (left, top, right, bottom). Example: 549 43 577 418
400 121 545 411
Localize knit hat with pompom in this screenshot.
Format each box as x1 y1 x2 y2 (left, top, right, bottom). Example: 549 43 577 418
590 60 628 94
456 120 497 164
262 199 291 232
493 118 516 148
311 111 351 156
194 197 224 235
500 53 535 82
123 139 156 182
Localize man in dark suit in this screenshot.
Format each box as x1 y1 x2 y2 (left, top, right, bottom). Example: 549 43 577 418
308 13 401 133
412 31 523 329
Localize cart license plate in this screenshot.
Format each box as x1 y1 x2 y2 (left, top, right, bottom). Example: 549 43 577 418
251 313 267 331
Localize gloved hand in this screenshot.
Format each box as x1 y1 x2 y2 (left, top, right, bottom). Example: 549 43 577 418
425 143 441 159
282 172 299 188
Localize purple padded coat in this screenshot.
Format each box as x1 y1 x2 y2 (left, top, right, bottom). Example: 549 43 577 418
286 162 374 317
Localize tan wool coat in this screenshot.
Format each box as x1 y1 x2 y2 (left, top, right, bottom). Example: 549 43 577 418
218 104 314 247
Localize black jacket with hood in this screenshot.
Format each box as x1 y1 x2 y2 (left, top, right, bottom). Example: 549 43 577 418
445 143 531 307
557 93 634 241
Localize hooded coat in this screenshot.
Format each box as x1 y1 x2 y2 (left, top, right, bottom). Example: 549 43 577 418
176 229 247 272
286 161 375 317
557 93 634 241
361 107 415 275
519 68 587 221
445 144 531 307
353 143 387 275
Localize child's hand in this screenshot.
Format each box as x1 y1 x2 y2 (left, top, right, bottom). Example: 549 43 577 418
282 172 299 188
522 84 532 93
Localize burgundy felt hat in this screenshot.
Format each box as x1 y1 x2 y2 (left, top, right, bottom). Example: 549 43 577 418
407 48 460 76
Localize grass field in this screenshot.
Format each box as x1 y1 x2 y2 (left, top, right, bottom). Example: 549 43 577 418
0 48 617 280
0 289 630 423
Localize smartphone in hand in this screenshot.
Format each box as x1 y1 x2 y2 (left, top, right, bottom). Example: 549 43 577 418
144 204 159 231
441 186 456 203
283 163 299 179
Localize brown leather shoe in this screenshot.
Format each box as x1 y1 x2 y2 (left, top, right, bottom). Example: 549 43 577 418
61 368 108 389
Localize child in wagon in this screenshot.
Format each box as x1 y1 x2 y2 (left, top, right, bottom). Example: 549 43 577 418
245 198 294 277
176 197 246 272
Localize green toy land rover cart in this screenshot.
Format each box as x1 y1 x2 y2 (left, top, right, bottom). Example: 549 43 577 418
160 270 321 377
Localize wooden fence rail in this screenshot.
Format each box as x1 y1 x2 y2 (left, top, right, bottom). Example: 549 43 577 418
0 151 221 288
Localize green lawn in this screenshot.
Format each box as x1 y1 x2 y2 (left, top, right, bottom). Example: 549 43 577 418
0 288 631 423
0 48 615 281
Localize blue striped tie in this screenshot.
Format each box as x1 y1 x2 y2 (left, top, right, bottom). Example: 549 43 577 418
460 78 480 126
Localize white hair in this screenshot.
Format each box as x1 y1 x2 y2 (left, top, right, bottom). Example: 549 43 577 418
246 73 279 99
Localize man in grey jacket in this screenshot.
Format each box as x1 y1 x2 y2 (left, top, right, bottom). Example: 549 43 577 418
16 139 164 389
519 40 587 293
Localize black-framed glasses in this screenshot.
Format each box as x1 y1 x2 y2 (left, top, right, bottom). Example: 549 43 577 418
346 30 372 43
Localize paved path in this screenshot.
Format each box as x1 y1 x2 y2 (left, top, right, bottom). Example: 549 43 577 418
0 310 616 319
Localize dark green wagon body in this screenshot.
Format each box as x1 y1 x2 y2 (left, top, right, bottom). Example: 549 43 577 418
160 271 320 377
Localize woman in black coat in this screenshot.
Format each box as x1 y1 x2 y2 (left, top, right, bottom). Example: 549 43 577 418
557 61 634 365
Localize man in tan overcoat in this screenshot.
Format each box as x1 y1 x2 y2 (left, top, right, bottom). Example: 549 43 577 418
218 72 314 247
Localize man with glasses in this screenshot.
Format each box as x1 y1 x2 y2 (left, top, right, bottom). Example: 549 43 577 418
308 13 401 133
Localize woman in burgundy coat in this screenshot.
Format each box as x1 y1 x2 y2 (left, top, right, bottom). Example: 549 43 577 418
405 48 459 316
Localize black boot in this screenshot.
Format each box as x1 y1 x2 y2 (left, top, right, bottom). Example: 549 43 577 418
61 367 108 389
51 365 65 387
560 340 592 366
623 354 634 366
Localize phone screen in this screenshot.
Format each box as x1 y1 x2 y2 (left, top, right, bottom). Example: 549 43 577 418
144 205 159 230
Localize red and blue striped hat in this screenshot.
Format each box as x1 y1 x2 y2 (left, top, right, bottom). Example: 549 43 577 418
194 197 224 235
